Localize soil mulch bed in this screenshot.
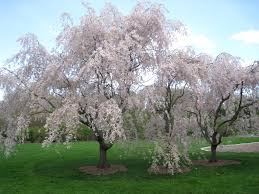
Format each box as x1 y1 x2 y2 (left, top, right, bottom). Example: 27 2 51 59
147 166 191 175
193 160 241 167
79 164 128 175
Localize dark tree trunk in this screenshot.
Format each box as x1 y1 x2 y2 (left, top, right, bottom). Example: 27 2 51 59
164 113 170 133
97 142 112 169
164 111 174 134
78 113 113 169
210 144 218 162
209 132 219 162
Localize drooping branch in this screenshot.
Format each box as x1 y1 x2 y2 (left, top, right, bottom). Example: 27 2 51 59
213 93 231 128
2 67 56 110
171 82 187 106
217 82 244 129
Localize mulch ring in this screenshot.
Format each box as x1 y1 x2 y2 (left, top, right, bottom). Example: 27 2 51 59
192 160 241 167
147 166 191 175
79 164 128 175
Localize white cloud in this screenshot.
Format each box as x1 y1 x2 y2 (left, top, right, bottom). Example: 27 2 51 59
191 35 215 54
172 29 215 55
231 30 259 44
240 58 254 67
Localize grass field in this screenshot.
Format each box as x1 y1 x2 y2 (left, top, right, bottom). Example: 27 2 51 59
0 136 259 194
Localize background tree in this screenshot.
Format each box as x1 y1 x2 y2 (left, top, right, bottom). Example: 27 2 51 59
189 53 259 162
232 105 259 135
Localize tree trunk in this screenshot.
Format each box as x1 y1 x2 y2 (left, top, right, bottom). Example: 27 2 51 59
164 111 174 134
209 132 219 162
210 144 218 162
164 112 169 133
97 142 112 169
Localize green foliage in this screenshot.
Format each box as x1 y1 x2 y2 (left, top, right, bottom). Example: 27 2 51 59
123 108 151 139
224 127 239 136
25 123 94 143
26 127 47 143
75 123 93 141
186 128 194 136
219 107 226 117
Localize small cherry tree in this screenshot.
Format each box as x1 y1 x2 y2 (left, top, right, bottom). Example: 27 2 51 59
143 48 201 174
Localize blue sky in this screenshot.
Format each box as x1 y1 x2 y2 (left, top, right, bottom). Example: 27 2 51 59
0 0 259 99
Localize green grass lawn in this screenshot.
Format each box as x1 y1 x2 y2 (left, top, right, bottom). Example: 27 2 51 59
0 136 259 194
